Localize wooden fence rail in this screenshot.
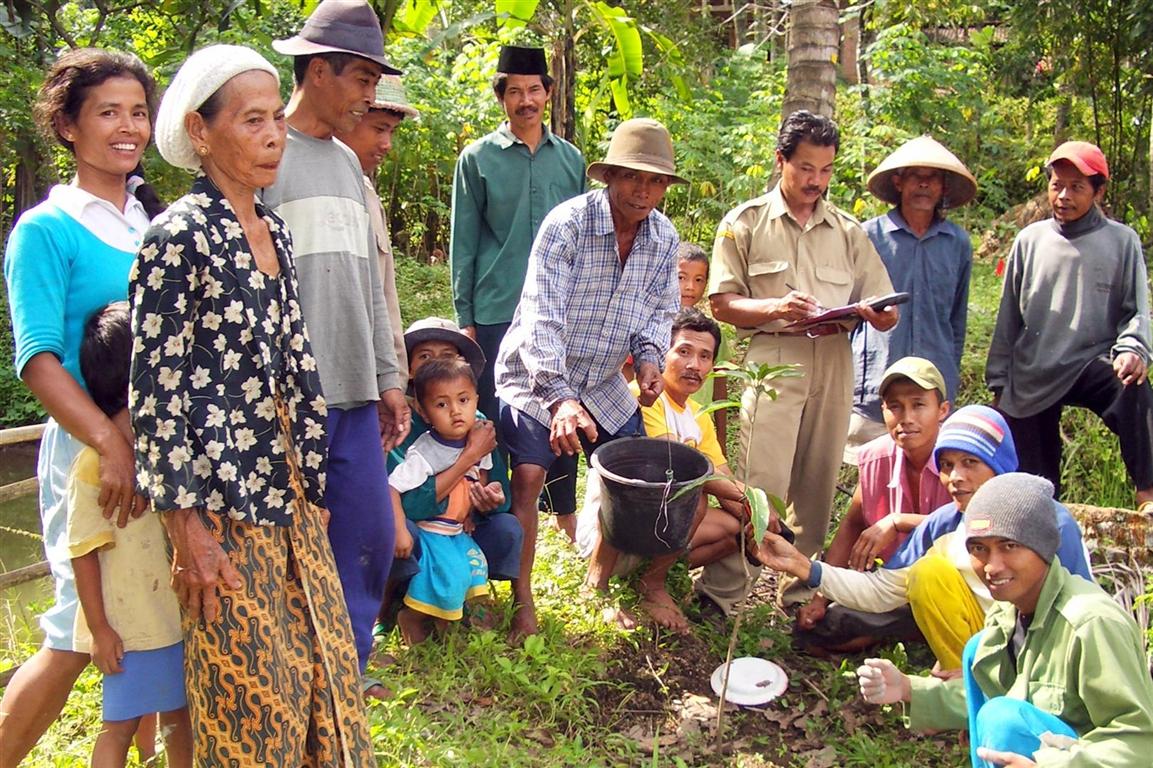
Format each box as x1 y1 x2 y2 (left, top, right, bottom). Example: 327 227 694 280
1 423 46 688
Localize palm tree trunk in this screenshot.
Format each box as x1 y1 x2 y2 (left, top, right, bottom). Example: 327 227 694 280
781 0 840 119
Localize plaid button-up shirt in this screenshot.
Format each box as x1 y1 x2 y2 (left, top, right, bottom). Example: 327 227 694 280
495 189 680 433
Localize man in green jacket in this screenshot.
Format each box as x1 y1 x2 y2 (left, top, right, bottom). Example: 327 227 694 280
449 44 586 538
856 473 1153 767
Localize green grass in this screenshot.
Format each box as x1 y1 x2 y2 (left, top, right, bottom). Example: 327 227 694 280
1 252 1141 766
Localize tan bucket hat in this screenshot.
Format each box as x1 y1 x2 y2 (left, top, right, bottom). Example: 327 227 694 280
867 136 977 208
587 118 688 185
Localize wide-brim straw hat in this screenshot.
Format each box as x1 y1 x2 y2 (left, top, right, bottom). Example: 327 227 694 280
272 0 401 75
403 318 485 381
866 136 977 208
155 45 280 171
586 118 688 185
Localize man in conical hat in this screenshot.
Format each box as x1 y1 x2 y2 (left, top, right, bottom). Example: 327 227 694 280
845 136 978 460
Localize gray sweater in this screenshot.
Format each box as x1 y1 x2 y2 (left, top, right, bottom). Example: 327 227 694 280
261 128 401 409
987 208 1151 417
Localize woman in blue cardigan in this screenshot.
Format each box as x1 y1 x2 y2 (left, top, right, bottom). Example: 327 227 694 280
0 48 161 764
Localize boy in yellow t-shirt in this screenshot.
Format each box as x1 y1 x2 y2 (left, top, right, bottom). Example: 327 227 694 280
67 302 190 767
579 308 765 632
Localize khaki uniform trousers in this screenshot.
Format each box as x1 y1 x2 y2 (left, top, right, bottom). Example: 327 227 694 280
695 331 853 611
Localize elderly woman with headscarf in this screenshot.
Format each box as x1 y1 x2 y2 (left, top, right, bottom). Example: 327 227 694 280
129 45 374 766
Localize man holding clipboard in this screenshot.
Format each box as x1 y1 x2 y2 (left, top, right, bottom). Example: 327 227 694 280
698 111 899 614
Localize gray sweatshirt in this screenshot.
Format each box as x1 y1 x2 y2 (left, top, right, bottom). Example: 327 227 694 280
987 207 1151 417
262 128 401 409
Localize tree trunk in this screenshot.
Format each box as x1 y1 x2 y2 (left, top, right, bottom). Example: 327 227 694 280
838 1 859 85
10 137 44 229
781 0 839 119
550 0 576 141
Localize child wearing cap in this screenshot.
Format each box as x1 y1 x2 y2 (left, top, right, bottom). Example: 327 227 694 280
754 405 1092 670
857 473 1153 767
389 358 502 644
988 140 1153 514
378 318 523 641
794 357 954 650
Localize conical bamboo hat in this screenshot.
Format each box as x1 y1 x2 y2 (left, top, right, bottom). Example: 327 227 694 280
867 136 977 208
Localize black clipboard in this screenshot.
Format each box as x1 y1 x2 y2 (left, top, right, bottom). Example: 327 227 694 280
783 292 910 331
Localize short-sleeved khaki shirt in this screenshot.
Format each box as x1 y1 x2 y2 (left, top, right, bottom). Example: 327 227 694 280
709 185 893 335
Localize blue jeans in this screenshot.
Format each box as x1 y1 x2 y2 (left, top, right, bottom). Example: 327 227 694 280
326 403 394 673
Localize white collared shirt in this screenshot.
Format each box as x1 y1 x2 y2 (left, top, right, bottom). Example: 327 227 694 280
47 181 150 253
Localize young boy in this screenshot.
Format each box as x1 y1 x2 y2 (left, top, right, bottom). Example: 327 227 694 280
754 405 1092 670
68 302 191 767
389 358 502 644
795 357 954 649
858 473 1153 767
579 308 766 632
678 243 730 444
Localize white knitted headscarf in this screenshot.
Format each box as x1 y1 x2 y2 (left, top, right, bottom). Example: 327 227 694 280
155 44 280 171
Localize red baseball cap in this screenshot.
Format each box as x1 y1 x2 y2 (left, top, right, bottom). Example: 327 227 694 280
1046 141 1109 179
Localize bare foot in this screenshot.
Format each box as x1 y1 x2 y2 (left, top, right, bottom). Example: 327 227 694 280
466 598 500 631
580 584 639 631
639 588 689 633
551 513 577 543
605 604 638 630
397 608 430 646
795 597 828 630
369 648 398 669
363 680 392 701
507 602 539 646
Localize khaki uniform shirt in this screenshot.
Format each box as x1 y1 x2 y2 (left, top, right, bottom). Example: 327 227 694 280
708 185 893 335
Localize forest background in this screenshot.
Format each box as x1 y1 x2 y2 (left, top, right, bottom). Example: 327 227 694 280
1 1 1152 765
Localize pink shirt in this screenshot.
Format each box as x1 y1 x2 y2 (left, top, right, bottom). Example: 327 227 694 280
856 433 953 562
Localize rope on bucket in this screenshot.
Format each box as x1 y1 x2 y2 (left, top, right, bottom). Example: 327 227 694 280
652 395 678 550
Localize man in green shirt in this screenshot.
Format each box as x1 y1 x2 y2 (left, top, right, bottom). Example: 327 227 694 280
450 45 585 425
450 45 586 539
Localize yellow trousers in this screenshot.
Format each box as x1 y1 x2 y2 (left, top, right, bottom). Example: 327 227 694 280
906 553 986 670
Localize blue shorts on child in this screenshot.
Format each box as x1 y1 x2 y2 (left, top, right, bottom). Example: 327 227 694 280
403 518 489 621
103 641 186 722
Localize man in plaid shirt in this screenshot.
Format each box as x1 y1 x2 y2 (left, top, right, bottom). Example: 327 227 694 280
495 118 685 642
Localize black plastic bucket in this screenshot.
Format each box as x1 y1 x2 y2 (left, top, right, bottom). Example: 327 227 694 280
591 436 712 557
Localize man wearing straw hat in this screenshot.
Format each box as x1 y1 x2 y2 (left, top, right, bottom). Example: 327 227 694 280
494 118 685 641
335 74 421 381
451 44 585 540
845 136 977 460
262 0 408 699
703 110 897 614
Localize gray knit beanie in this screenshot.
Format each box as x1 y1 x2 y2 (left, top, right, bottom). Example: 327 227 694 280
963 473 1059 562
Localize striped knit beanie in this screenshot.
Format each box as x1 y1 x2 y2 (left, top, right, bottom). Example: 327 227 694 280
964 473 1059 563
933 405 1017 476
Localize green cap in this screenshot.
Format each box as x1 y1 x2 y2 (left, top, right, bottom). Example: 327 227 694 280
879 356 947 401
